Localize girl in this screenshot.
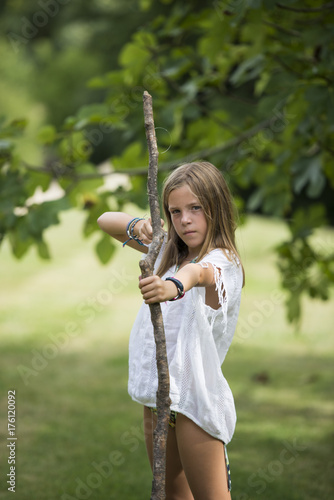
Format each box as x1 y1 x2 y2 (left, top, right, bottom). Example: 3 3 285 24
97 161 244 500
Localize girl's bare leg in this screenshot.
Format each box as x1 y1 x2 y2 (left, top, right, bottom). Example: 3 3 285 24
175 413 232 500
143 406 194 500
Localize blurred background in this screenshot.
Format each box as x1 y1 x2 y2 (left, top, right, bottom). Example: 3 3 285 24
0 1 333 499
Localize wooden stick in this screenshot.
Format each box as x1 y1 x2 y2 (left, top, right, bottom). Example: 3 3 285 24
140 91 171 500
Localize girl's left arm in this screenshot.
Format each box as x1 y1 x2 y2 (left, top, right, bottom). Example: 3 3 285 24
139 263 214 304
175 263 214 289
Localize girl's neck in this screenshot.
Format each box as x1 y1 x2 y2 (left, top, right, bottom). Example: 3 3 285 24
185 254 198 262
175 255 198 273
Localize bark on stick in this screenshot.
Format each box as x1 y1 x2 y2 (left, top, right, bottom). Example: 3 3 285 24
140 91 171 500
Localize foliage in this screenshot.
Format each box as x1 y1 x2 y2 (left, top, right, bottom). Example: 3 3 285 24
1 0 151 126
0 0 333 325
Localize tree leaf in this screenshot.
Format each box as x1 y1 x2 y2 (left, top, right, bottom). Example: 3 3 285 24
0 118 28 138
229 54 264 86
37 125 57 145
96 233 115 264
292 156 326 198
286 291 301 326
112 142 147 170
37 239 51 260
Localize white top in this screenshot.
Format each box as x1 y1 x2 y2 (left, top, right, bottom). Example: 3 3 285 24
128 241 243 444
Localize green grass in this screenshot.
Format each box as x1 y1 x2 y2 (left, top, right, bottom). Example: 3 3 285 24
0 210 333 500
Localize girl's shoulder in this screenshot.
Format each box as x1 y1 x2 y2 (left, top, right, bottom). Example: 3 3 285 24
199 247 240 268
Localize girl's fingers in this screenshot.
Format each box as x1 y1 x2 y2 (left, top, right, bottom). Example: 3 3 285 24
138 276 153 289
138 218 164 244
138 275 165 302
141 284 161 297
141 287 159 303
142 291 157 301
142 219 153 236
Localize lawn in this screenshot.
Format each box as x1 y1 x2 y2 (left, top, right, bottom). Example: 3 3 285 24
0 209 333 500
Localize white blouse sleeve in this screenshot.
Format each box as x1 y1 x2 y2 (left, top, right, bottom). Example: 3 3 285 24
197 249 242 308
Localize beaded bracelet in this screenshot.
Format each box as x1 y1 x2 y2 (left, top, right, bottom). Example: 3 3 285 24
123 217 145 247
165 277 185 301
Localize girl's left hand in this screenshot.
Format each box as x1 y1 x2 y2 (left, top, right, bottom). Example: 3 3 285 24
139 275 177 304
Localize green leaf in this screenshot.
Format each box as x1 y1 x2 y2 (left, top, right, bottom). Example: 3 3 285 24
187 118 230 149
139 0 153 11
59 132 92 163
247 187 264 212
292 156 326 198
229 54 264 86
254 71 270 96
304 86 329 112
0 118 28 138
7 226 34 259
37 125 57 145
0 168 28 213
96 233 115 264
83 198 110 238
290 205 327 239
88 71 127 89
76 104 110 121
26 198 70 238
112 142 147 170
119 35 151 76
286 291 301 326
37 239 51 259
25 169 51 194
63 116 77 131
68 184 103 208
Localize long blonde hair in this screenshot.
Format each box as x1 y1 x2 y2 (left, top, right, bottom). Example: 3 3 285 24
156 161 245 285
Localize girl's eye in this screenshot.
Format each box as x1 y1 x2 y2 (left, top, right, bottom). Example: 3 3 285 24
170 209 180 215
192 205 202 211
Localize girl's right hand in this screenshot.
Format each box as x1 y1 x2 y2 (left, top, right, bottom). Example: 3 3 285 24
137 218 164 245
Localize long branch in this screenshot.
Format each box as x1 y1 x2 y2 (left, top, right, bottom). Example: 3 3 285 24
263 20 301 37
139 91 171 500
22 117 273 179
276 2 334 12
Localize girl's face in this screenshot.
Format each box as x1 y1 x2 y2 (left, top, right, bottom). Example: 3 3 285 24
168 184 208 259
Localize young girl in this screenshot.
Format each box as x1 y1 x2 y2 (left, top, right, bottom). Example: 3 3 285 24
97 161 244 500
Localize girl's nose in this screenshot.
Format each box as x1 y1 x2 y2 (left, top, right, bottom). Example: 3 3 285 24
181 211 191 224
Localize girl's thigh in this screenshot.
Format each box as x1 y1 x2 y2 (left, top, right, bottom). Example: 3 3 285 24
175 413 231 500
143 406 194 500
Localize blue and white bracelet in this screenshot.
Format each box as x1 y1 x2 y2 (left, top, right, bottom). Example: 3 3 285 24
123 217 145 247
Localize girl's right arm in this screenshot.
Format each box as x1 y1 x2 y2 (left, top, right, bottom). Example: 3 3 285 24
97 212 152 253
97 212 151 253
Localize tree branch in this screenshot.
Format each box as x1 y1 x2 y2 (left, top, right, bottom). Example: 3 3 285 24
276 2 334 13
22 117 274 181
272 54 304 78
263 20 301 37
139 91 171 500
